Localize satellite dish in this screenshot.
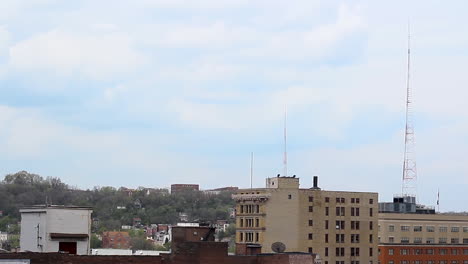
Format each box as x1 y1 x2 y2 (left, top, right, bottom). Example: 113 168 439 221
271 242 286 253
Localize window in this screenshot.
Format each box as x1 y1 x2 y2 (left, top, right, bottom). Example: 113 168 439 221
369 198 374 204
451 238 459 244
401 225 410 231
351 198 355 203
255 232 259 242
452 226 460 232
452 249 459 255
440 226 448 232
351 221 360 230
325 197 330 203
463 227 468 232
369 221 374 230
400 249 408 255
428 261 434 264
325 234 329 243
309 220 313 226
288 194 292 199
463 238 468 244
388 249 394 255
308 247 313 253
351 234 359 243
400 237 409 243
388 237 394 243
413 226 422 232
388 225 395 232
335 220 345 230
255 218 259 227
335 247 345 257
240 232 243 241
308 233 313 240
414 249 422 255
463 249 468 255
426 237 434 244
369 208 373 217
440 249 448 255
325 207 329 216
388 261 394 264
240 218 244 227
369 248 373 257
356 198 360 203
336 197 340 203
451 261 458 264
369 234 373 243
325 247 328 256
351 247 360 256
439 237 447 244
351 207 360 216
309 206 313 212
413 237 422 243
309 196 314 202
426 226 435 232
336 234 345 243
336 207 345 216
426 249 434 254
325 220 329 229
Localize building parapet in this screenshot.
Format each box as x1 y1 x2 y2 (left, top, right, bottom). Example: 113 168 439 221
232 193 271 202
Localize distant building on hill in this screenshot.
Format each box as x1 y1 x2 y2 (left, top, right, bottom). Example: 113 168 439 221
204 186 239 195
170 184 199 194
19 205 93 255
102 231 131 249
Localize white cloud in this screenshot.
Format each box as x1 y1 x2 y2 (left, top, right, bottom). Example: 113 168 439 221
0 26 10 57
9 28 145 80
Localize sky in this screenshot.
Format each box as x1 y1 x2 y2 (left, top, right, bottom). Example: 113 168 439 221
0 0 467 211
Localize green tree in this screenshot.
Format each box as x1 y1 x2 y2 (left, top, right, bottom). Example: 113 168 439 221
90 234 102 248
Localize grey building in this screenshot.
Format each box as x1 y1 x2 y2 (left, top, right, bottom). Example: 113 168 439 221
20 205 92 255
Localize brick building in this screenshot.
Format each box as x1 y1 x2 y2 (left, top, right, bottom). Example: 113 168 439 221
171 184 200 194
1 226 317 264
102 231 131 249
378 195 468 264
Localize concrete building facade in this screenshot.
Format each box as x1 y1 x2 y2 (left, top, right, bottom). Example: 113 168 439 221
233 176 378 264
170 184 199 194
379 211 468 264
20 205 92 255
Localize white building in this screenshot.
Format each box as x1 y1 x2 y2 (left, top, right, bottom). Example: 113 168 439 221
20 205 92 255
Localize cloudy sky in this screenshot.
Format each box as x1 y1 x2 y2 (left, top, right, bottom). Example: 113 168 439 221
0 0 467 211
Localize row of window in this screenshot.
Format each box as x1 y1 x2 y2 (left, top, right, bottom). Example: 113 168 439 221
239 217 260 228
325 220 374 230
388 261 468 264
318 233 374 244
388 225 468 233
388 248 468 256
328 207 373 217
238 232 259 242
385 236 468 244
317 247 374 257
330 197 374 204
239 204 260 214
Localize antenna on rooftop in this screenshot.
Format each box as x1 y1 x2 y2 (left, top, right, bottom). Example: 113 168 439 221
402 21 418 198
250 152 254 189
283 106 288 177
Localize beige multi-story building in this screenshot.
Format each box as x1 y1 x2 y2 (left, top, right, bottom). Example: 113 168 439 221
378 198 468 264
233 176 378 264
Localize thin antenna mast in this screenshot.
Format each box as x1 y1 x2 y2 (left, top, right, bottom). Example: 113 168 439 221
402 22 417 197
250 152 254 189
283 107 288 177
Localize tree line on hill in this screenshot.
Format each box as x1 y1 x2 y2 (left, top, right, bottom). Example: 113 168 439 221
0 171 236 235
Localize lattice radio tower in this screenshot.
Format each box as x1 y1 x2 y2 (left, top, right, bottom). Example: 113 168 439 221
402 24 417 197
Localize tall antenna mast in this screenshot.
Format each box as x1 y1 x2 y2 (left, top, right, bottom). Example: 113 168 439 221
250 152 254 189
283 106 288 177
402 22 417 197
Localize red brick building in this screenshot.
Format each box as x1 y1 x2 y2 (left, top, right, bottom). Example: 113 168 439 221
171 184 199 194
379 245 468 264
102 231 131 249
